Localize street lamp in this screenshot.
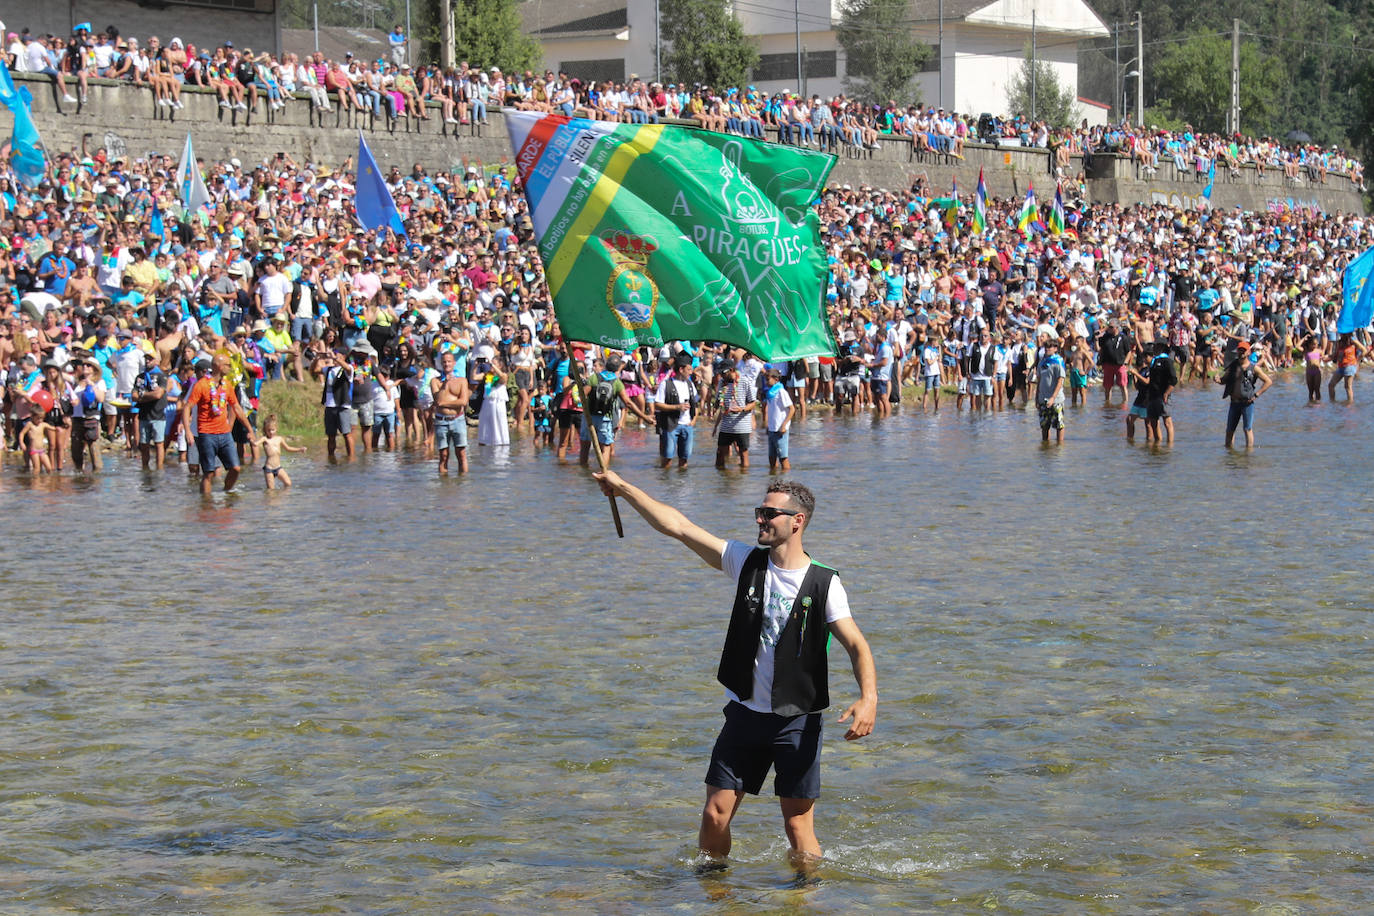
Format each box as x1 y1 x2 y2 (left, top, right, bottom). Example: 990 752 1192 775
1117 58 1138 123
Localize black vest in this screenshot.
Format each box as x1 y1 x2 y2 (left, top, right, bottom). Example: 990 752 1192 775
717 548 836 717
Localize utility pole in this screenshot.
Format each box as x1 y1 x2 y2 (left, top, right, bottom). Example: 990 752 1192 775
1135 10 1143 127
795 0 802 95
655 0 661 84
938 0 944 110
441 0 453 69
1113 21 1119 120
313 0 319 53
1230 18 1241 135
1031 9 1037 121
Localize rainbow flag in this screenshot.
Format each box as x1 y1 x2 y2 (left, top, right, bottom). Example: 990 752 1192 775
505 111 837 359
972 167 987 235
939 176 959 233
1016 182 1039 235
1046 181 1067 236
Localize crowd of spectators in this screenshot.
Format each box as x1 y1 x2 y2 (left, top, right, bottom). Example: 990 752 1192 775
1 20 1365 190
0 21 1372 481
1 120 1370 481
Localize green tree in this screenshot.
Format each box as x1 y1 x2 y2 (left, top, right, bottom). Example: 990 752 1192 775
1353 61 1374 164
660 0 759 89
1006 47 1077 126
453 0 541 73
836 0 933 105
1149 31 1285 135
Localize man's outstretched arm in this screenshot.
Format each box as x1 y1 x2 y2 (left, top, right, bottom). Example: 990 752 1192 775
594 469 725 570
830 616 877 740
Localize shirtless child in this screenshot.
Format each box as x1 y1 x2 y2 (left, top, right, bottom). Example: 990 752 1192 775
255 414 306 489
20 410 54 474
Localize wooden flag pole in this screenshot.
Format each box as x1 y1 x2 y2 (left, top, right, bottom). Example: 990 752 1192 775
564 340 624 538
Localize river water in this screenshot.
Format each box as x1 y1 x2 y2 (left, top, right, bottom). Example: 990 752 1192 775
3 372 1372 913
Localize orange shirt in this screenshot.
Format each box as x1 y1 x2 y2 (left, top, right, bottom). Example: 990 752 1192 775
1338 343 1358 368
186 377 239 435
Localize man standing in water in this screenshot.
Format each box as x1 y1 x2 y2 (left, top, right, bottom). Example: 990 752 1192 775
594 469 877 865
432 350 470 474
182 354 254 495
1218 340 1271 448
1036 338 1066 444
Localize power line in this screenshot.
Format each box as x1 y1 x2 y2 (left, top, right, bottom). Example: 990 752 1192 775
1241 30 1374 54
727 1 1229 63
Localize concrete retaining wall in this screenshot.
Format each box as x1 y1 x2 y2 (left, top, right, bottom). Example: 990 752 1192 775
18 74 1366 216
4 0 280 59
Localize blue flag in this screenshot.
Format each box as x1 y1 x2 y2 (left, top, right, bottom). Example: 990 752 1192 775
0 60 46 188
354 131 406 237
150 202 165 241
1338 246 1374 334
1202 159 1216 203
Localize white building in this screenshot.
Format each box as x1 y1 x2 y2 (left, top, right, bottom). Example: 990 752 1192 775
520 0 1109 118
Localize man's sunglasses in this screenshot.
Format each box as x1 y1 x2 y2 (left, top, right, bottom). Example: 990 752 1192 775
754 507 800 521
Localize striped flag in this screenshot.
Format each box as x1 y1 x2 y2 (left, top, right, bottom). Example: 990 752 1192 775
972 167 987 235
174 133 212 213
946 177 959 231
1046 181 1067 236
504 111 837 360
1016 181 1039 235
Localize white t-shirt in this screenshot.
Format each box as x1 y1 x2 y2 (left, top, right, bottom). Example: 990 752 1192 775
96 247 132 289
8 40 29 71
25 41 50 72
738 356 764 392
255 273 293 315
654 376 694 427
765 386 793 432
720 539 851 714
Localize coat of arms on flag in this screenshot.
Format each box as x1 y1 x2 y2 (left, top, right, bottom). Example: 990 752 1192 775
505 111 838 360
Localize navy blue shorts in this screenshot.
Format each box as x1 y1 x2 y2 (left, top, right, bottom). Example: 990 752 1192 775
705 701 822 799
196 431 238 473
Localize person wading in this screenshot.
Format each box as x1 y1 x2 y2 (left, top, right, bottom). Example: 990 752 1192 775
431 350 471 474
593 469 877 867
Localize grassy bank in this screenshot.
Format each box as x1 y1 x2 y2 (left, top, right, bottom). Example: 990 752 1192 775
257 380 326 444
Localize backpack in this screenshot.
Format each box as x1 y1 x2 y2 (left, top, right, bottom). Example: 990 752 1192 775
1149 354 1177 390
1232 366 1258 402
586 372 617 415
1223 360 1257 402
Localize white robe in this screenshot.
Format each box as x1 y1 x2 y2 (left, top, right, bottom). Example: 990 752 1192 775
477 380 509 446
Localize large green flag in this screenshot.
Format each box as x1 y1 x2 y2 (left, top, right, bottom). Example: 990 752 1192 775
505 111 838 360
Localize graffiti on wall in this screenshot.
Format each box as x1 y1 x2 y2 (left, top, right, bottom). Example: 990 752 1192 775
1148 190 1207 210
1266 197 1324 217
102 131 127 162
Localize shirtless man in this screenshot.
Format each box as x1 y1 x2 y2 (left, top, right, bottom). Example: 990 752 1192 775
155 319 184 370
62 262 102 314
1132 308 1156 348
430 350 470 474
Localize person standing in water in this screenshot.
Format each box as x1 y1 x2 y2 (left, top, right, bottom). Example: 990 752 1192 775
593 469 877 866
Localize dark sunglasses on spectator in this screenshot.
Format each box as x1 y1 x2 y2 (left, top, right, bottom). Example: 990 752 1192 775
754 506 800 521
